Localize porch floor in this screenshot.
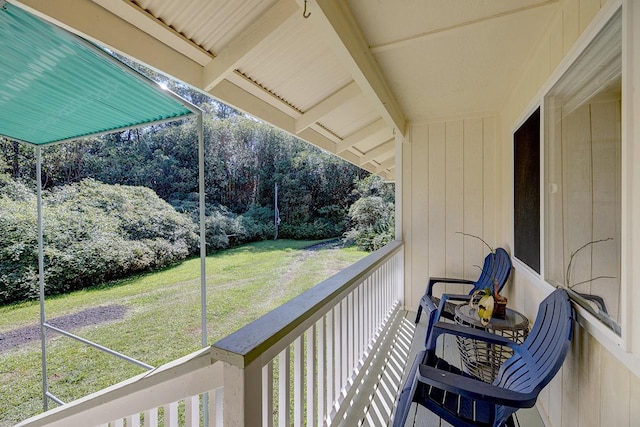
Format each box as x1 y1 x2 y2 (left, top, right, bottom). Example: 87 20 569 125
349 309 547 427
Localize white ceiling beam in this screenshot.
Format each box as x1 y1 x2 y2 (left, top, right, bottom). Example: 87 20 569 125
295 81 360 134
202 0 298 92
375 158 395 173
358 139 394 166
209 79 377 175
91 0 211 65
370 0 559 54
302 0 407 138
14 0 203 88
336 119 388 154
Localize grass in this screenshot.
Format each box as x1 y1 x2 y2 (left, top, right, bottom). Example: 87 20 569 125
0 239 368 426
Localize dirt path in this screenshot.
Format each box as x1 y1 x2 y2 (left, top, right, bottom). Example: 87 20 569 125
0 305 126 353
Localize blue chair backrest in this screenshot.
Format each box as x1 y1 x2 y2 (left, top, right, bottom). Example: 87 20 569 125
472 247 512 294
494 289 573 422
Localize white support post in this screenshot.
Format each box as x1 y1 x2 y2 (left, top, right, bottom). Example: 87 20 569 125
395 132 403 238
223 361 263 427
197 111 209 426
36 146 48 411
198 111 207 348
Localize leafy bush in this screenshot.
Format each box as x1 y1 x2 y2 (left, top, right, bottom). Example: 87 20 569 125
343 175 395 251
0 178 198 303
0 196 39 301
238 205 274 242
279 219 343 240
205 206 243 251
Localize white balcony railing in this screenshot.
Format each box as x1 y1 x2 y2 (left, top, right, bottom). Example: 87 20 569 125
16 240 404 427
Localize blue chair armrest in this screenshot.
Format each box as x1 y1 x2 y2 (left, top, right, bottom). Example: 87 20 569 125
427 322 519 350
438 293 472 308
416 364 538 408
426 277 474 296
433 293 472 323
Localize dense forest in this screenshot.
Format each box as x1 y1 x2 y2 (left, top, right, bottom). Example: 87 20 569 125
0 83 394 304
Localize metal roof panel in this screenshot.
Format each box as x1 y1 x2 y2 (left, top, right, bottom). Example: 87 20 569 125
0 3 194 145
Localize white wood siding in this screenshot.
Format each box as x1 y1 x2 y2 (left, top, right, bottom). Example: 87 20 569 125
403 116 499 309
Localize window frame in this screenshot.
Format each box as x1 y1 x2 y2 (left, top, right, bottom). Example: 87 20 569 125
511 0 635 355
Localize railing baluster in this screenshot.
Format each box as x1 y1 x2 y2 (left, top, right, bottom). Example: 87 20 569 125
278 347 291 426
126 414 140 427
347 291 354 379
293 336 304 427
263 360 274 427
334 303 342 403
163 402 178 427
184 395 199 427
326 308 334 416
209 389 223 427
306 325 317 427
143 408 157 427
317 317 325 426
358 283 364 361
341 297 348 392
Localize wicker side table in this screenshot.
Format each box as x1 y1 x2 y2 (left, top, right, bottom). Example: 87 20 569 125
454 304 529 383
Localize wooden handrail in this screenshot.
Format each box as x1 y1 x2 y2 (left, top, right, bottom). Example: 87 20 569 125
211 240 403 367
15 347 223 427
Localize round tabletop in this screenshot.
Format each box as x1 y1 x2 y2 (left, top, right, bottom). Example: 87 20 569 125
455 304 529 332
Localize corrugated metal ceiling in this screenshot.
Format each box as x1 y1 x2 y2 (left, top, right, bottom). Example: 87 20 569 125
11 0 560 179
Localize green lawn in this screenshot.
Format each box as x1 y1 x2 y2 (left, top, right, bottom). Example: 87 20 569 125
0 239 368 426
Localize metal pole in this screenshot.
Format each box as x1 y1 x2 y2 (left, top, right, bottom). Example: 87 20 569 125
197 113 209 426
274 182 279 240
198 112 206 347
36 146 48 411
43 323 154 370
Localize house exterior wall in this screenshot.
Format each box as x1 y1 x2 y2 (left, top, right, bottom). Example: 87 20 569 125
401 116 501 311
498 1 640 426
402 0 640 425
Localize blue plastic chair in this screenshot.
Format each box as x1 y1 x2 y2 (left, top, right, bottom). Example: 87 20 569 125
414 248 512 333
393 289 573 427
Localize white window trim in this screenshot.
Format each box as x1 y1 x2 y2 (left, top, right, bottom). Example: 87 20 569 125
512 0 640 376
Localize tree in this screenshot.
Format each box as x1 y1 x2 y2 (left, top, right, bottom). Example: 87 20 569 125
343 175 395 251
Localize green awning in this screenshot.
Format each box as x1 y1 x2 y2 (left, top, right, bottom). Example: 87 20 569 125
0 2 195 146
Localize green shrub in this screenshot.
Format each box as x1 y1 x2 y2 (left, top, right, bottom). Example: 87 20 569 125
205 206 240 251
0 178 198 303
343 175 395 251
238 205 274 242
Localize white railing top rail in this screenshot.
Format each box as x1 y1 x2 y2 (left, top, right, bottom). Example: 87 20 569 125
210 240 403 368
14 346 223 427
